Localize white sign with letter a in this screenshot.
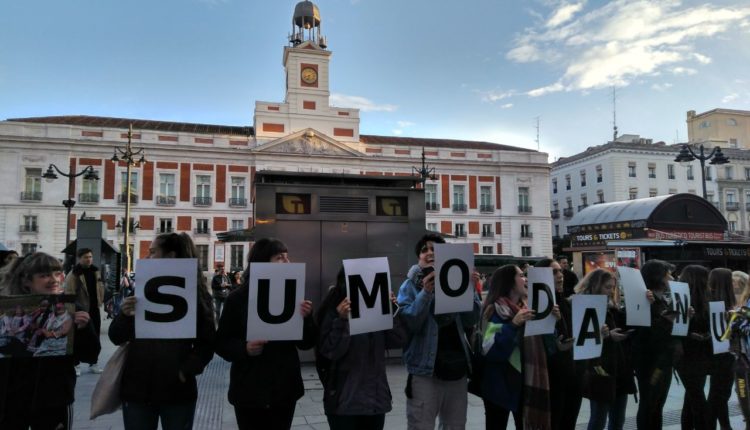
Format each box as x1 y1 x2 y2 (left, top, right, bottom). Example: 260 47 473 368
434 243 475 315
525 267 557 337
247 263 305 341
344 257 393 336
572 294 607 360
134 258 197 339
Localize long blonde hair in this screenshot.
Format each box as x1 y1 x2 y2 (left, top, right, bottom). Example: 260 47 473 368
734 271 750 306
574 269 616 305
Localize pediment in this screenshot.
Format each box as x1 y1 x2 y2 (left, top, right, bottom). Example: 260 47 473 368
254 129 362 157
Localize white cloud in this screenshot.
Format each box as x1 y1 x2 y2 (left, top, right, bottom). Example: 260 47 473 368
722 93 740 103
501 103 514 109
507 0 750 95
480 89 517 102
330 93 397 112
397 120 415 128
651 82 673 91
547 2 586 28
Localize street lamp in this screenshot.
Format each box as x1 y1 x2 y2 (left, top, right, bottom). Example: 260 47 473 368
412 147 437 183
111 124 147 273
42 164 99 249
674 143 729 200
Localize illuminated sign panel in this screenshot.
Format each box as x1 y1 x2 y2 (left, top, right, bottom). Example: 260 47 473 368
276 194 311 214
376 197 408 216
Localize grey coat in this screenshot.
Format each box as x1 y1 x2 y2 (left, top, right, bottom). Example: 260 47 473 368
318 307 407 416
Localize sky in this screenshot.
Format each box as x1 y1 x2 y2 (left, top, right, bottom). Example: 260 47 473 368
1 0 749 161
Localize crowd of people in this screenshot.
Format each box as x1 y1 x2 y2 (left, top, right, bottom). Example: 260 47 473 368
0 232 749 429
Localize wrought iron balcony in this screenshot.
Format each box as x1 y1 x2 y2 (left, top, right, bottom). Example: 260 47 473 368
454 231 467 237
157 227 174 233
156 195 177 206
229 197 247 208
193 228 211 235
19 224 38 233
425 202 440 211
521 232 533 239
518 205 532 214
563 208 574 218
551 210 560 219
481 231 494 238
193 196 212 207
78 193 99 203
480 204 495 213
20 191 42 201
452 204 467 212
726 202 740 211
118 193 139 204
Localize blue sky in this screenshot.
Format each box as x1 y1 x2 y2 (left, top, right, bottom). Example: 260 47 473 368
1 0 749 160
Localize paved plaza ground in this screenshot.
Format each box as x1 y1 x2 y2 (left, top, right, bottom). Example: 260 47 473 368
73 319 746 430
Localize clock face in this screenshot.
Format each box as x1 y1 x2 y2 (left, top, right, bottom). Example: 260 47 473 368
301 67 318 84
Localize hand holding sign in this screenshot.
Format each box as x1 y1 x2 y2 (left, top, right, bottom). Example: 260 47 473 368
525 267 558 336
434 244 475 315
572 294 608 360
617 266 651 327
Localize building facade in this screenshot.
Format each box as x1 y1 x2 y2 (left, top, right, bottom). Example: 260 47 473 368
687 108 750 149
0 1 552 270
550 134 715 241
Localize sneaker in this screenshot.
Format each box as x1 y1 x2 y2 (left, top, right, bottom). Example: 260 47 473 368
75 365 81 377
89 364 103 374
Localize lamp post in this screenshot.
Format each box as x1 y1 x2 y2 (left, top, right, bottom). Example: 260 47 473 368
42 164 99 250
674 143 729 200
412 147 437 183
111 124 146 273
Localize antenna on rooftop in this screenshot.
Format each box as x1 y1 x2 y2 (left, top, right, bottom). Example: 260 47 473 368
612 86 618 141
534 116 540 151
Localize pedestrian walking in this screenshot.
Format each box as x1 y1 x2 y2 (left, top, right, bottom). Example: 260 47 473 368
707 268 736 430
211 265 230 321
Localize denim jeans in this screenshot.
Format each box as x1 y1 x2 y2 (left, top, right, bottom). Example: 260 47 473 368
122 401 196 430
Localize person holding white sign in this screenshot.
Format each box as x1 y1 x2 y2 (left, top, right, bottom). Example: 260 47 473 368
397 234 480 430
111 233 216 430
707 268 737 430
316 268 407 429
479 264 535 430
0 252 97 429
631 260 677 430
673 265 712 430
575 269 635 430
215 238 316 430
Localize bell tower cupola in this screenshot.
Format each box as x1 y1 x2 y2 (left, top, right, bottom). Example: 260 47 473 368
289 0 327 49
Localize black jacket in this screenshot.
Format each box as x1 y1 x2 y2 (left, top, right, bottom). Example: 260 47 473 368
215 285 317 408
0 299 98 422
108 301 215 405
318 306 407 415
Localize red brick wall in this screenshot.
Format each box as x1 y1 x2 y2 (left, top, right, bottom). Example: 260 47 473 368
495 177 501 209
177 216 191 231
495 222 502 235
469 221 479 235
469 176 477 209
441 175 450 208
214 217 227 232
441 221 452 234
101 214 116 230
142 161 154 201
139 240 151 258
139 215 154 230
180 164 191 202
216 165 226 203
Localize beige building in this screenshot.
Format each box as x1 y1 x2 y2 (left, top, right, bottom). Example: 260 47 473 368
687 108 750 149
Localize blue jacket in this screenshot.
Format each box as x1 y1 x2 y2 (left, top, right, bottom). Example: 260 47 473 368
397 264 480 376
480 309 523 412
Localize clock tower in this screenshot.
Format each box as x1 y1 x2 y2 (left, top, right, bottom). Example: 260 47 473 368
254 1 360 144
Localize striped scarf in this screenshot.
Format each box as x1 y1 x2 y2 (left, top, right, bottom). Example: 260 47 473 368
494 297 551 430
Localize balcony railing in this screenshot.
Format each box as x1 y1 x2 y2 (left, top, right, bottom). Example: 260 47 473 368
19 225 38 233
454 231 467 237
649 173 656 178
118 194 139 204
193 197 213 207
746 202 750 211
578 204 589 212
520 233 533 239
78 193 99 203
229 197 247 208
157 227 174 233
551 210 560 219
20 191 42 201
425 202 440 211
480 204 495 213
726 202 740 211
481 231 494 238
156 195 177 206
563 208 574 218
452 204 467 212
518 205 532 214
194 228 211 235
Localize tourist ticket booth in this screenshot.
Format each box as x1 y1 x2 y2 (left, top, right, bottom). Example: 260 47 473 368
565 193 748 276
